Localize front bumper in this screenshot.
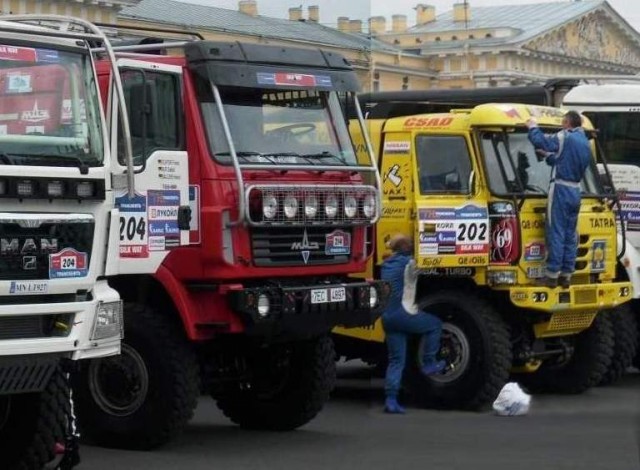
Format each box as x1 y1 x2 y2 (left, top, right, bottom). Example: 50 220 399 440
508 280 632 312
0 280 122 360
228 279 389 339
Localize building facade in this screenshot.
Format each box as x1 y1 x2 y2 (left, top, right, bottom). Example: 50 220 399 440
0 0 137 24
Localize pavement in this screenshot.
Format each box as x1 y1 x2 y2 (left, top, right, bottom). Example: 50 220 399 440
76 362 640 470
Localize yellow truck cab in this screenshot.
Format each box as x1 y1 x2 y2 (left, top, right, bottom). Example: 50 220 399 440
335 103 632 409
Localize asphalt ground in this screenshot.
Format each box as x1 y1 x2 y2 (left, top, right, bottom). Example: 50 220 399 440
74 362 640 470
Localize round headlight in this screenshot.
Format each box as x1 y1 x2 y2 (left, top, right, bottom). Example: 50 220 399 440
369 286 379 309
283 194 299 219
305 194 318 218
363 194 376 218
257 294 270 317
344 195 357 218
325 194 338 219
263 194 278 220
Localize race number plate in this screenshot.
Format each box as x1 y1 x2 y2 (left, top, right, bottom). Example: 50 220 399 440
527 266 546 279
311 287 346 304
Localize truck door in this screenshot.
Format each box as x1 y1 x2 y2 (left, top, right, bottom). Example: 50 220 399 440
413 133 490 271
377 131 415 264
106 59 190 276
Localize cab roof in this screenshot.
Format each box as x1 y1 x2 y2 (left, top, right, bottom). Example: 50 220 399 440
382 103 591 133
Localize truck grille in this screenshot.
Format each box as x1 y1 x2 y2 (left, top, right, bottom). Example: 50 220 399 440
252 227 352 267
0 314 73 340
0 214 94 281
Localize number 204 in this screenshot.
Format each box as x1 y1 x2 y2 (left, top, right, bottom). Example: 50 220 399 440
120 217 146 241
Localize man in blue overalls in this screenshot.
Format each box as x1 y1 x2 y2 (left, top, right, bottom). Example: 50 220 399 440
526 111 592 289
380 235 445 414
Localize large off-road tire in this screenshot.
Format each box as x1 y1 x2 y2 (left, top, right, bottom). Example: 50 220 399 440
72 303 199 450
216 335 336 430
0 365 70 470
599 305 638 386
520 314 614 394
403 291 512 410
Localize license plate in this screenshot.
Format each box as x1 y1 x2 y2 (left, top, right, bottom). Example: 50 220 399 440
527 266 546 279
311 287 346 304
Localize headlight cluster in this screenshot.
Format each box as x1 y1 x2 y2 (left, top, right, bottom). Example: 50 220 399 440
0 177 104 200
250 186 378 225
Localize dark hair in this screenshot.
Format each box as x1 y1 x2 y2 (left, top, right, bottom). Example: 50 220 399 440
564 110 582 128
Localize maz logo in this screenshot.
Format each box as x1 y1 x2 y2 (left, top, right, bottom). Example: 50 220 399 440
290 229 320 264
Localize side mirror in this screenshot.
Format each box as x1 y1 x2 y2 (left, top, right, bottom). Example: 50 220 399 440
598 171 615 195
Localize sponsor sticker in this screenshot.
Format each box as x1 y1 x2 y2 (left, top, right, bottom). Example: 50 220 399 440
9 280 48 295
526 266 546 279
49 248 88 279
6 74 31 93
257 72 332 87
325 230 351 256
591 240 606 272
383 141 411 154
116 191 149 259
147 190 181 251
524 242 546 262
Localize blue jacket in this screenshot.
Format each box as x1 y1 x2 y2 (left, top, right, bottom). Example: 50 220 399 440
380 253 411 316
528 127 591 183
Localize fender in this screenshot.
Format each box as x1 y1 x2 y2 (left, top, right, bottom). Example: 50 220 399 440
618 234 640 299
153 265 202 340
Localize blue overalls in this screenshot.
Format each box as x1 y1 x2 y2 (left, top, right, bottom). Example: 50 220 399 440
528 127 591 279
380 253 442 400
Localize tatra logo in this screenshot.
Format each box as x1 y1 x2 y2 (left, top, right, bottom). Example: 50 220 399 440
0 238 58 256
21 101 50 123
290 229 320 264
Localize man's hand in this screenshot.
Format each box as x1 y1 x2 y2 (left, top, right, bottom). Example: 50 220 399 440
526 117 538 129
535 148 549 161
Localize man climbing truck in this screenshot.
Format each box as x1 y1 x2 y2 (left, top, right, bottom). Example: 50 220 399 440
334 102 632 410
0 15 133 468
71 37 387 450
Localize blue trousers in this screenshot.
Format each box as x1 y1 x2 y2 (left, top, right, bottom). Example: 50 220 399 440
547 183 581 277
383 310 442 398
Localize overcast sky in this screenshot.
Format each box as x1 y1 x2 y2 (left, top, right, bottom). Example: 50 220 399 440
180 0 640 31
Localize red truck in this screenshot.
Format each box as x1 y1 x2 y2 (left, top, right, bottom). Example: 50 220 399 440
71 37 386 449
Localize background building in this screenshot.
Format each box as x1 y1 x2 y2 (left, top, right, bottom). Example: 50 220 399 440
2 0 639 91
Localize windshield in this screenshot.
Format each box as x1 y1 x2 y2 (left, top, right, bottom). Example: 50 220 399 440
195 79 357 166
479 130 601 196
583 112 640 165
0 43 103 167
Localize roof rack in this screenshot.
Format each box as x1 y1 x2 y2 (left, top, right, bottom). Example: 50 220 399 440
0 14 136 197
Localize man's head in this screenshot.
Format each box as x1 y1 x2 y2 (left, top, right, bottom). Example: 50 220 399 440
387 234 413 255
562 111 582 130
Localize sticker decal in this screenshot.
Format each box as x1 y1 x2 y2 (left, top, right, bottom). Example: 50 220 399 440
116 191 149 259
592 240 606 272
325 230 351 256
257 72 332 88
147 190 181 251
49 248 88 279
524 242 546 262
9 281 48 295
291 229 320 264
6 74 32 93
189 185 201 244
384 164 403 188
383 141 411 154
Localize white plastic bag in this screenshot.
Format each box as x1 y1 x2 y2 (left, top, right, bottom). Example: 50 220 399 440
492 382 531 416
402 259 419 315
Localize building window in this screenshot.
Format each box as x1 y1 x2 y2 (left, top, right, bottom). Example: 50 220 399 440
485 33 492 38
469 34 475 39
416 37 423 44
452 35 458 41
373 80 380 92
435 36 441 42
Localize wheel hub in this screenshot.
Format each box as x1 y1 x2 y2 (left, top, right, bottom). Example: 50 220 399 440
88 343 149 417
420 322 470 384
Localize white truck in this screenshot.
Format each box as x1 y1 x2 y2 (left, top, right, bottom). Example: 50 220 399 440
0 15 133 468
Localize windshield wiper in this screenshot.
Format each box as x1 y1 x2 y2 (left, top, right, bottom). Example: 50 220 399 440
0 153 15 165
299 151 348 165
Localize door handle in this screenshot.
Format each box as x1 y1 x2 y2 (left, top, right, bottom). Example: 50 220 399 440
178 205 192 230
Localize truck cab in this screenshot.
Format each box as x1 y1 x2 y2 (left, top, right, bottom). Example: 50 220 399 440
335 103 631 409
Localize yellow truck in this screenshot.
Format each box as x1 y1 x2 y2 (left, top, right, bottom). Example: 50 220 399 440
335 103 632 409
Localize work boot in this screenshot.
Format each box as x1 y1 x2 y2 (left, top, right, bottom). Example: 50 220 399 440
421 359 447 376
559 275 571 289
384 396 406 414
